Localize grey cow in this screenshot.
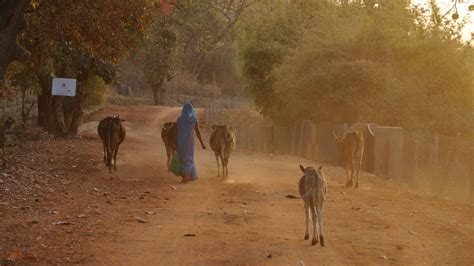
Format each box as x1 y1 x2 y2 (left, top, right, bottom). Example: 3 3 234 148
209 124 236 179
287 165 328 247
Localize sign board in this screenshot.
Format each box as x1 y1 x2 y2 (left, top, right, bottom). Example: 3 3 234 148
52 78 76 97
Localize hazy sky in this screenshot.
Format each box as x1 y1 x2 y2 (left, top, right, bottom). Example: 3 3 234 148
411 0 474 42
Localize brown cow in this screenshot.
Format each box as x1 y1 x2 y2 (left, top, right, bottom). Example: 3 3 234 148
333 129 364 188
98 116 126 173
210 124 236 179
161 121 177 172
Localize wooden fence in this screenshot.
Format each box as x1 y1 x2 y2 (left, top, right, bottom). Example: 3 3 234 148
205 104 474 203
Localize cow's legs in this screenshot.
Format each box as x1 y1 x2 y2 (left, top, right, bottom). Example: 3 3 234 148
214 152 220 177
344 163 352 187
223 155 229 179
107 149 113 173
304 201 310 240
317 209 325 247
164 146 170 172
310 202 318 246
113 145 120 171
219 153 225 179
102 142 107 163
349 161 355 187
354 157 362 188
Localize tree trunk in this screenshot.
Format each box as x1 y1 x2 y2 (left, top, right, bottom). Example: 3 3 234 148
36 74 68 136
151 80 164 105
36 69 88 136
0 0 30 86
37 74 51 127
62 95 84 136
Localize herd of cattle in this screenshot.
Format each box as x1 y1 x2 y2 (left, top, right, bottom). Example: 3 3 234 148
97 116 238 179
97 115 369 247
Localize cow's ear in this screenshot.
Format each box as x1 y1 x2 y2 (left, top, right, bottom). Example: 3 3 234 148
318 166 323 170
212 124 216 130
120 119 125 122
228 126 234 131
299 164 305 173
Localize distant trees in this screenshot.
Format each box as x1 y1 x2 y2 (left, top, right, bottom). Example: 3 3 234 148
137 0 254 104
137 17 177 105
239 0 473 137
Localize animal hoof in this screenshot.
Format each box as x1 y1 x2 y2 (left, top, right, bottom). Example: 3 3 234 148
320 236 325 247
354 183 359 188
304 234 309 240
311 239 318 246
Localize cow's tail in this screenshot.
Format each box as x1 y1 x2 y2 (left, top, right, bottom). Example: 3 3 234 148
286 176 317 200
106 120 112 165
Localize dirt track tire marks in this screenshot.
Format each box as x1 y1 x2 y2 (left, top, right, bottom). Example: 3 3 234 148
83 106 474 265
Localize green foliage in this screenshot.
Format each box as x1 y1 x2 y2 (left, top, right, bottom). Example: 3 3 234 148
6 62 40 94
134 1 254 100
137 18 177 104
239 2 304 122
239 1 473 137
83 75 109 107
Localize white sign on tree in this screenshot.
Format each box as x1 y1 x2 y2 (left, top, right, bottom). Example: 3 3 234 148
52 78 77 97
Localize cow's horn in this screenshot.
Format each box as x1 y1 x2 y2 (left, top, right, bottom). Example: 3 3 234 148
367 124 375 136
332 131 338 139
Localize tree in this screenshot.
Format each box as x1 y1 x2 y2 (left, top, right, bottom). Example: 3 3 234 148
5 62 40 124
136 0 255 103
0 0 30 88
239 0 473 136
238 1 308 122
138 19 177 105
21 0 157 136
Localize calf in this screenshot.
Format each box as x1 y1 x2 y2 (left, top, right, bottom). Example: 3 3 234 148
287 165 328 246
333 130 364 188
98 116 126 173
209 124 236 179
161 122 177 172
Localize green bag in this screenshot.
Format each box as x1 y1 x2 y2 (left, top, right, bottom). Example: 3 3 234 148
170 153 181 176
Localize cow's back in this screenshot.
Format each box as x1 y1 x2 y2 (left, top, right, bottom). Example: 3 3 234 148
98 118 111 141
225 130 236 154
118 123 126 144
161 122 177 150
341 130 364 160
210 129 226 153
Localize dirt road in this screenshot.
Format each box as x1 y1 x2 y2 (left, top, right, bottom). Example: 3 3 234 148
74 105 472 265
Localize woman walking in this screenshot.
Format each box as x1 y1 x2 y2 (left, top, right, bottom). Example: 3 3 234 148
177 103 206 183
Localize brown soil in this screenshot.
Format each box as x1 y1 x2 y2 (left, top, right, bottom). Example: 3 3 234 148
1 105 473 265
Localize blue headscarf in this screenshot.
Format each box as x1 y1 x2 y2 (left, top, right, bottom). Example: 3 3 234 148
177 103 198 179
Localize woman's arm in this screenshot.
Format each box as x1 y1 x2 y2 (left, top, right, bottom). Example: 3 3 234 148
195 122 206 149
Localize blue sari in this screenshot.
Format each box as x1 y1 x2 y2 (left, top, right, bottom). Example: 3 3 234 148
177 103 198 180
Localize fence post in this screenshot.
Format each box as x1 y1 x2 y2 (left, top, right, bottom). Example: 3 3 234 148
291 121 297 155
414 138 419 179
431 135 440 194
